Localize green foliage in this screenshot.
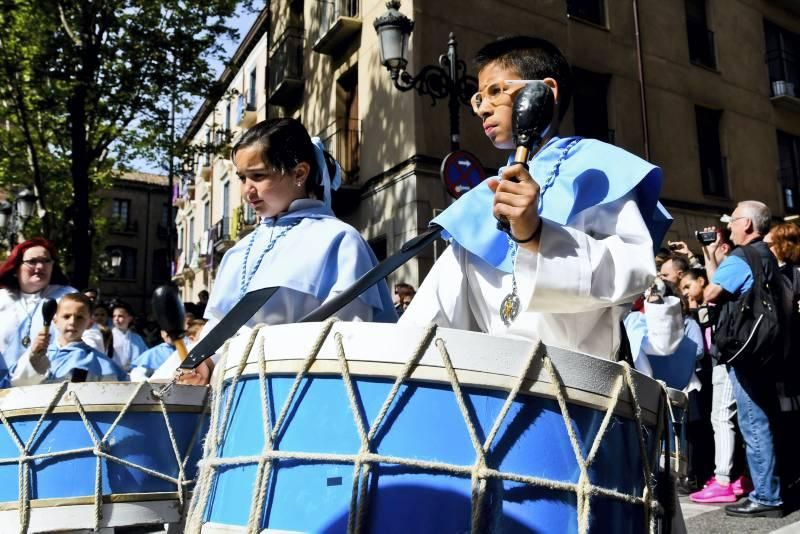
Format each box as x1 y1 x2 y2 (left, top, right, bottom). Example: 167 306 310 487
0 0 254 287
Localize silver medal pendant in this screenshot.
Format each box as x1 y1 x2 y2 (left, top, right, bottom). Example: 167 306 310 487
500 293 520 326
21 335 31 348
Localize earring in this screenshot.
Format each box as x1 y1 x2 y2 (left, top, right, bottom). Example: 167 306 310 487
296 182 303 187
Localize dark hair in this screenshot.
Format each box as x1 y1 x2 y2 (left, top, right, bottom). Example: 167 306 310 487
111 299 134 316
231 117 337 201
60 292 94 313
665 254 690 273
680 268 708 284
395 283 416 298
474 36 573 120
0 237 70 290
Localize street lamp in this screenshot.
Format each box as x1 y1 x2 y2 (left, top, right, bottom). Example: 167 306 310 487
0 188 38 246
110 249 123 276
374 1 477 151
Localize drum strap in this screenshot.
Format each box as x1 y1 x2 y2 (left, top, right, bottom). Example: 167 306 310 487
299 225 443 323
180 226 443 370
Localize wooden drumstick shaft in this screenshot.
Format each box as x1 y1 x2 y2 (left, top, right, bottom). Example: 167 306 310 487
175 338 188 362
514 146 530 166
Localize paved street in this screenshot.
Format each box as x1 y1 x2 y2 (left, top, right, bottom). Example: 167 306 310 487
683 496 800 533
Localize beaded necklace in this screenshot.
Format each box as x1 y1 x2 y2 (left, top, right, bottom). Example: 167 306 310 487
18 292 42 347
239 219 301 298
499 139 580 326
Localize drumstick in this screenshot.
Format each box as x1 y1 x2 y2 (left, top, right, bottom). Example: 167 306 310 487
151 285 189 361
497 81 555 231
41 298 58 339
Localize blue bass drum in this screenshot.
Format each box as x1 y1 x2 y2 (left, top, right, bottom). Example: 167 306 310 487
189 322 669 534
0 382 208 532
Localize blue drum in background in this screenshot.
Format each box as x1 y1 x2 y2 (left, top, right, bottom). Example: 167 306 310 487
190 323 668 534
0 382 208 532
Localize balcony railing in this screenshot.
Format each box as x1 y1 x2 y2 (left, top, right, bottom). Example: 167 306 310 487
236 92 257 128
687 23 716 69
269 27 304 107
316 118 361 184
212 216 235 253
110 218 138 235
312 0 361 55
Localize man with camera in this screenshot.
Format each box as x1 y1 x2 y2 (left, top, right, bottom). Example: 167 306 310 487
702 200 785 518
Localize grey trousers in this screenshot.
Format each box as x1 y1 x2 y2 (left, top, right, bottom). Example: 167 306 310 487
710 364 737 484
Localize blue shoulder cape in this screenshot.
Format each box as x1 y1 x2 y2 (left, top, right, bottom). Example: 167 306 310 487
131 342 174 371
48 342 128 381
208 200 396 323
432 136 672 272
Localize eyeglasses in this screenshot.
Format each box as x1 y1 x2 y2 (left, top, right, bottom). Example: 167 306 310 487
469 80 541 114
21 257 53 267
727 216 750 225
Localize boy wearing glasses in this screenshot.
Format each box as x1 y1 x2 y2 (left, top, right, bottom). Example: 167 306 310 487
401 36 668 361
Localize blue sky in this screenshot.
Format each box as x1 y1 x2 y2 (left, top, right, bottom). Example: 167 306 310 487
134 3 262 174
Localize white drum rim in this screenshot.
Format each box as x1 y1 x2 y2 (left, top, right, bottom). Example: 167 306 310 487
217 322 665 426
0 498 182 532
0 382 208 418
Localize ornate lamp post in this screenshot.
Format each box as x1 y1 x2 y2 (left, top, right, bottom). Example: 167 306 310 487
0 188 38 246
374 1 478 151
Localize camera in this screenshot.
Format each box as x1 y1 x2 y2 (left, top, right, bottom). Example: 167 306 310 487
695 230 717 246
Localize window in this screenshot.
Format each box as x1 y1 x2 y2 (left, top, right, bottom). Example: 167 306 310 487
765 21 799 97
224 102 231 132
572 68 612 143
248 68 257 108
188 216 195 264
204 130 212 165
566 0 605 27
111 199 131 226
203 200 211 230
222 182 230 217
686 0 716 68
695 106 726 197
778 131 800 213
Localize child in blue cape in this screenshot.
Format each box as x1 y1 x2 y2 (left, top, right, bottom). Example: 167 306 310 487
402 36 669 360
129 329 177 381
8 292 127 386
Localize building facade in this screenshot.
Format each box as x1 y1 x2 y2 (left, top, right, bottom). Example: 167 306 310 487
173 0 800 299
99 172 171 317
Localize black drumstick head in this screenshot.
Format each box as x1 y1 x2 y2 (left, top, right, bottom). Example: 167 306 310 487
152 285 186 339
41 298 58 327
512 81 555 151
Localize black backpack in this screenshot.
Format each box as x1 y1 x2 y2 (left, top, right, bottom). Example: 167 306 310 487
715 244 786 369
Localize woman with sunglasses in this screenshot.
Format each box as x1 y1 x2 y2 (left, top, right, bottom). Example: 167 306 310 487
0 238 78 384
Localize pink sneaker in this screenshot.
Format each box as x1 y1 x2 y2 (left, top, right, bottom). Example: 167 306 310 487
690 480 737 503
732 476 753 497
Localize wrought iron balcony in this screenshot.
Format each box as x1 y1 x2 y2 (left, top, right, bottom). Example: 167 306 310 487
212 216 234 253
313 0 361 55
269 27 304 107
316 118 361 184
236 92 257 128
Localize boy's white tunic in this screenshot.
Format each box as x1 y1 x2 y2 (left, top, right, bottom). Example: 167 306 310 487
401 193 656 359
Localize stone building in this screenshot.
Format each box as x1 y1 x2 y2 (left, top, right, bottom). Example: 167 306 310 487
98 172 171 317
173 0 800 299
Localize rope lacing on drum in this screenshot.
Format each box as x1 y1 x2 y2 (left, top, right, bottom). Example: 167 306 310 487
187 321 668 534
0 379 208 533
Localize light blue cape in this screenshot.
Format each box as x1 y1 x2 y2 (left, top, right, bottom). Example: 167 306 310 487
432 136 671 272
131 342 174 371
208 200 396 323
46 341 127 382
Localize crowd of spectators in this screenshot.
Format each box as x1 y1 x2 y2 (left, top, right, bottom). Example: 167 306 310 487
638 201 800 518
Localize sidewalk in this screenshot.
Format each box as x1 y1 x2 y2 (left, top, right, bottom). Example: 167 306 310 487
683 495 800 533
